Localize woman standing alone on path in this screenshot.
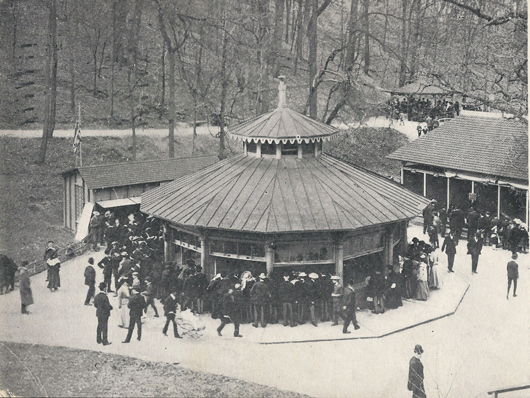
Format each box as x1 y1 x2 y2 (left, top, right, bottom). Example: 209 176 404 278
19 261 33 314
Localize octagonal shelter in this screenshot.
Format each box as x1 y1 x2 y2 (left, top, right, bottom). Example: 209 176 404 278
141 80 429 285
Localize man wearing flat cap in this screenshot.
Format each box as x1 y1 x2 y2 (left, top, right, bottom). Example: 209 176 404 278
408 344 426 398
94 282 113 345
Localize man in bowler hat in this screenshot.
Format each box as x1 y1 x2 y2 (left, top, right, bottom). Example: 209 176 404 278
94 282 113 345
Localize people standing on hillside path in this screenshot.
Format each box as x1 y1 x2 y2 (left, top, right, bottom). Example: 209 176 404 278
341 279 360 334
18 261 33 315
94 282 113 346
84 257 96 305
44 241 61 292
162 290 182 339
507 253 519 300
441 231 457 273
408 344 426 398
122 288 146 343
467 233 483 275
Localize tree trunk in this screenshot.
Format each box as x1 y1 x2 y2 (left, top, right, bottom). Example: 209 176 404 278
110 0 116 123
399 0 408 86
38 0 57 164
408 0 421 82
272 0 285 76
160 40 166 108
285 0 291 43
345 0 358 70
168 49 175 158
218 23 229 160
363 0 369 74
293 0 305 75
307 0 318 118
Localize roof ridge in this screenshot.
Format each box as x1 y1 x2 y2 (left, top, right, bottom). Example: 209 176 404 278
77 154 218 170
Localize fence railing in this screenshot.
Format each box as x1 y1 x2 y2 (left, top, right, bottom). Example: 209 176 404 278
23 240 90 279
487 384 530 398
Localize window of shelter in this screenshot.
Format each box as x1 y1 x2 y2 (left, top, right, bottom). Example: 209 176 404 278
281 142 298 155
261 142 276 155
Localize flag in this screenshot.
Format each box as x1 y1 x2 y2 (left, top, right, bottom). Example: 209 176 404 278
73 122 81 154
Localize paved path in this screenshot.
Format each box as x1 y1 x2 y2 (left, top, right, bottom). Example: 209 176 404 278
0 225 528 397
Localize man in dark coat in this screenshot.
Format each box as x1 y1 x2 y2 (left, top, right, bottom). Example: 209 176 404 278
217 285 243 337
467 233 483 274
143 278 159 317
89 211 103 251
18 262 33 314
84 257 97 305
449 207 465 244
278 274 295 327
162 291 182 338
441 231 457 272
250 273 270 328
98 250 114 291
330 275 343 326
305 273 320 326
466 207 480 241
94 282 113 345
422 201 435 235
408 344 426 398
123 289 146 343
341 279 360 334
507 253 519 300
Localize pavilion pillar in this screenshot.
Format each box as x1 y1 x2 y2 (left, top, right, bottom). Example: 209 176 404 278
200 235 213 281
497 184 501 219
265 244 274 276
257 142 262 157
400 164 404 185
446 177 450 209
298 143 303 159
401 220 408 255
276 143 282 159
244 141 248 156
334 241 344 285
382 227 394 277
423 172 427 197
164 226 175 263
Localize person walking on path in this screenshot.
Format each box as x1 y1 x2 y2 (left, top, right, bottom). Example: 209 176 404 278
143 278 159 317
507 253 519 299
217 284 243 338
122 289 146 343
94 282 113 345
408 344 427 398
441 231 457 272
18 261 33 314
162 291 182 338
467 233 483 275
117 279 130 328
341 279 360 334
84 258 97 305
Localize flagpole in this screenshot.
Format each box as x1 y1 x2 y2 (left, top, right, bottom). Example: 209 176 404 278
78 104 82 167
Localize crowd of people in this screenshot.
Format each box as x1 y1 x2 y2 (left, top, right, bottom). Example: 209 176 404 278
422 200 529 256
390 96 460 125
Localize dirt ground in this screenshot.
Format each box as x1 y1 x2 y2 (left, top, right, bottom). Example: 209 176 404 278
0 341 309 397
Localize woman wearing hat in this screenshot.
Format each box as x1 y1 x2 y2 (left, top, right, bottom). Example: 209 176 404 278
408 344 426 398
44 241 61 292
18 261 33 314
414 256 429 301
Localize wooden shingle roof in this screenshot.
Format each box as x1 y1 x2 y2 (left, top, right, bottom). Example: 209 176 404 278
388 116 528 182
63 155 219 190
229 106 339 144
141 154 428 233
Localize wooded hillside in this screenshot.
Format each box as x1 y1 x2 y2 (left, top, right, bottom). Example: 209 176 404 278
0 0 527 160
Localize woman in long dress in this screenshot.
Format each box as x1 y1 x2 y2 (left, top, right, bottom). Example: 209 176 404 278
19 262 34 314
45 243 61 292
428 247 442 289
117 279 130 328
415 256 430 301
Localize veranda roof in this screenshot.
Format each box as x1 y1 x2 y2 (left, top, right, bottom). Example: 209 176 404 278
388 115 528 182
229 106 340 144
62 155 219 190
141 154 429 234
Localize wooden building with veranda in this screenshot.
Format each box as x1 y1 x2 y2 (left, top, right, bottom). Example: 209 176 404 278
62 155 218 234
141 80 429 288
388 114 529 223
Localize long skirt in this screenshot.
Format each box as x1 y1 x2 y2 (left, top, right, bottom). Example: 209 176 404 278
47 266 61 290
428 264 442 289
415 281 429 301
119 298 130 328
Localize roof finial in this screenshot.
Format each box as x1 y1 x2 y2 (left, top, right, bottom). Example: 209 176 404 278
278 76 286 108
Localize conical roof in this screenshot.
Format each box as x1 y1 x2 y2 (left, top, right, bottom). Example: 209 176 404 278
229 106 340 144
141 154 429 234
